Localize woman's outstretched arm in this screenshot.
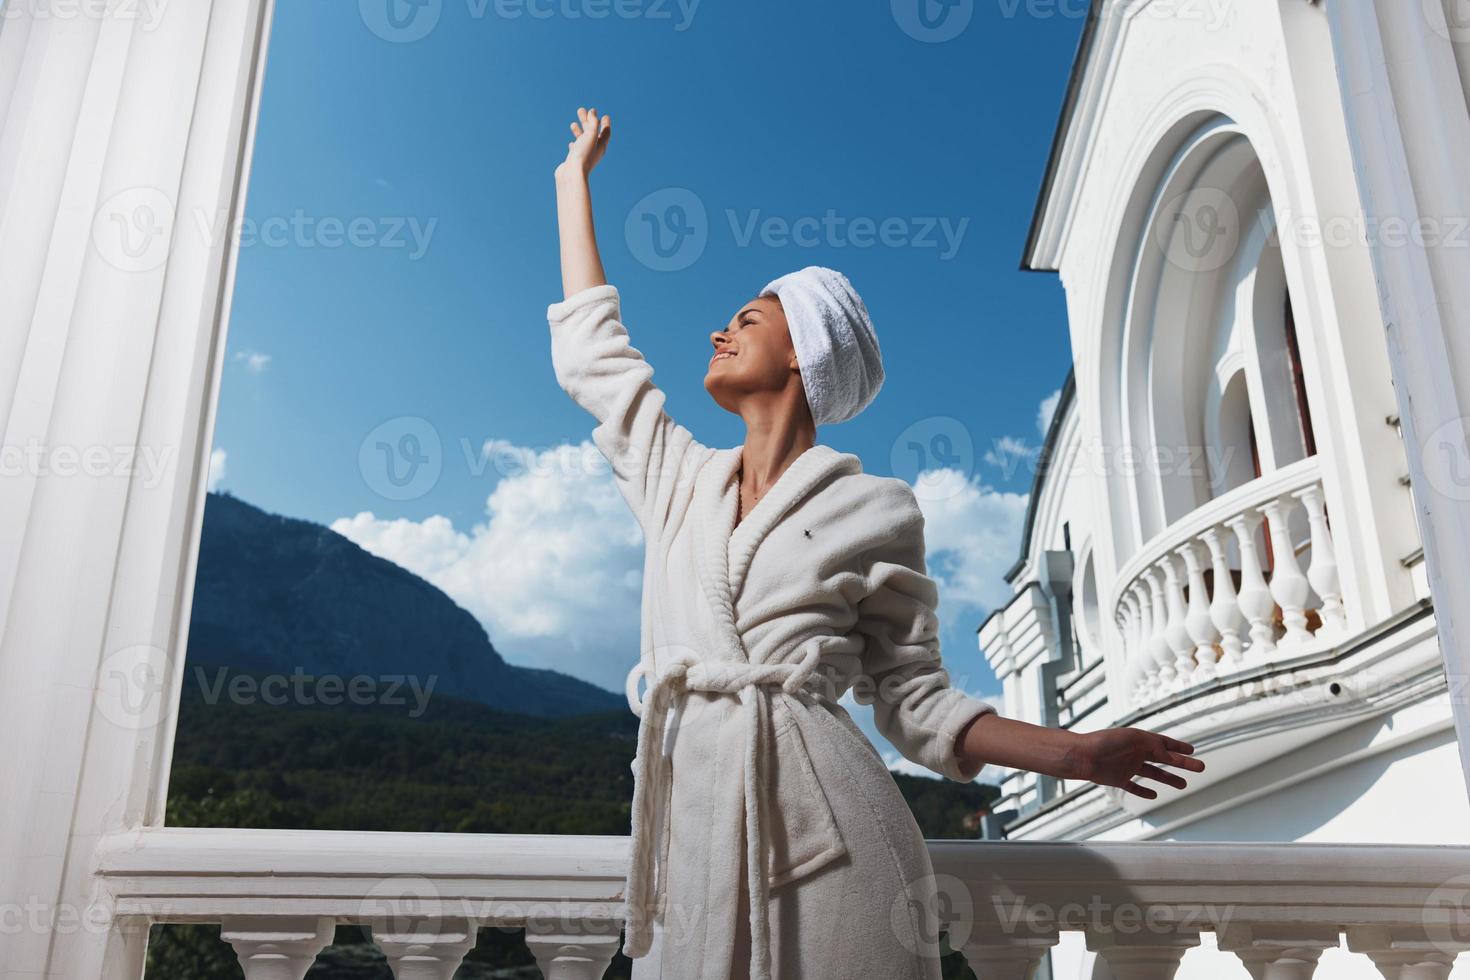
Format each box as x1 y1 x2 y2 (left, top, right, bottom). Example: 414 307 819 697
955 712 1205 800
555 107 611 299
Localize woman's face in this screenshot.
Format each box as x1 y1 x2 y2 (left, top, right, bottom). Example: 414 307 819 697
703 295 801 413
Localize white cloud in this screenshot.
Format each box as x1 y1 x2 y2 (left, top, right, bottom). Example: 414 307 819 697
332 438 644 693
207 448 227 490
1037 387 1062 436
912 468 1029 620
233 349 271 373
982 435 1040 476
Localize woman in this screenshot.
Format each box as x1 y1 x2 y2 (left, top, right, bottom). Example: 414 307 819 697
548 107 1204 980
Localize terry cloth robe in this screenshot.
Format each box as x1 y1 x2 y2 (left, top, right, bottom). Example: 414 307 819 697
546 283 997 980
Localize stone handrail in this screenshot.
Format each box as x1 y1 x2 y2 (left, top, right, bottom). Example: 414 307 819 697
91 827 1470 979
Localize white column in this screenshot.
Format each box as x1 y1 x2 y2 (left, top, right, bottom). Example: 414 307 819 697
1228 510 1278 667
1325 0 1470 800
369 919 476 980
1346 926 1470 980
1202 525 1246 670
0 2 277 979
1085 930 1200 979
1262 495 1313 650
524 921 623 980
1294 482 1347 637
1217 924 1340 980
1160 555 1197 692
1178 540 1222 681
221 916 335 980
959 930 1058 980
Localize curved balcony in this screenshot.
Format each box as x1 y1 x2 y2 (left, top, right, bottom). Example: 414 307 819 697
1111 456 1347 712
93 828 1470 979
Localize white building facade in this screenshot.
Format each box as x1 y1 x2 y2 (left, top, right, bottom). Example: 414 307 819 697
982 1 1470 976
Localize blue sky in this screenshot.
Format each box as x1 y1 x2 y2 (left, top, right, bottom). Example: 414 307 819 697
206 0 1084 773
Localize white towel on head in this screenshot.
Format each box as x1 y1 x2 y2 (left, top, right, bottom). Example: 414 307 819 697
759 266 884 426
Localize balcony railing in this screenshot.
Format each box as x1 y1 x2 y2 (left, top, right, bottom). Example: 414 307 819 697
94 828 1470 979
1112 457 1347 711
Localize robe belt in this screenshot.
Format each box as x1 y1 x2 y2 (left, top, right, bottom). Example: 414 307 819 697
621 650 827 980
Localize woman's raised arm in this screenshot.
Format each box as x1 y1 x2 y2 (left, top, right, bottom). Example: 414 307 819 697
554 107 611 299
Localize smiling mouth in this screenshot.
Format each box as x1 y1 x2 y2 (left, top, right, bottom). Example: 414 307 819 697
710 351 737 365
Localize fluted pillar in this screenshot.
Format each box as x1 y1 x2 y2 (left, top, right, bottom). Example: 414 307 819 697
221 916 335 980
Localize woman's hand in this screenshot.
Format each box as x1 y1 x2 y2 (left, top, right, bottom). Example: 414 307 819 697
553 107 610 297
1064 727 1205 800
955 713 1204 800
556 106 612 182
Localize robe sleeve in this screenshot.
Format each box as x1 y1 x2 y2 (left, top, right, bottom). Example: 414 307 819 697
851 480 998 783
546 283 705 538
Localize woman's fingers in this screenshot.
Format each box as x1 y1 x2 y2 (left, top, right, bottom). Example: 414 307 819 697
1136 763 1187 790
1121 781 1158 800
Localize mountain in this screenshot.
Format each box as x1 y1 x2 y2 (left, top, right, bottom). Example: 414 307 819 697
185 492 621 717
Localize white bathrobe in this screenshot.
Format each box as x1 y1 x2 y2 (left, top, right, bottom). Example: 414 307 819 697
546 283 996 980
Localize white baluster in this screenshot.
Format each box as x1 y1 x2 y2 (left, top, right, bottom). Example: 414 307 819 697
1177 540 1222 682
369 918 475 980
1086 930 1200 979
1160 555 1196 692
525 920 623 980
1227 509 1277 666
959 929 1058 980
1294 482 1348 637
1218 924 1340 980
221 915 335 980
1145 568 1178 695
1346 925 1470 980
1262 494 1314 651
1129 583 1158 703
1202 525 1246 671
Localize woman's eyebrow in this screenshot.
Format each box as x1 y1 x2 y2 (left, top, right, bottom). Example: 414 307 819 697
737 307 763 319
